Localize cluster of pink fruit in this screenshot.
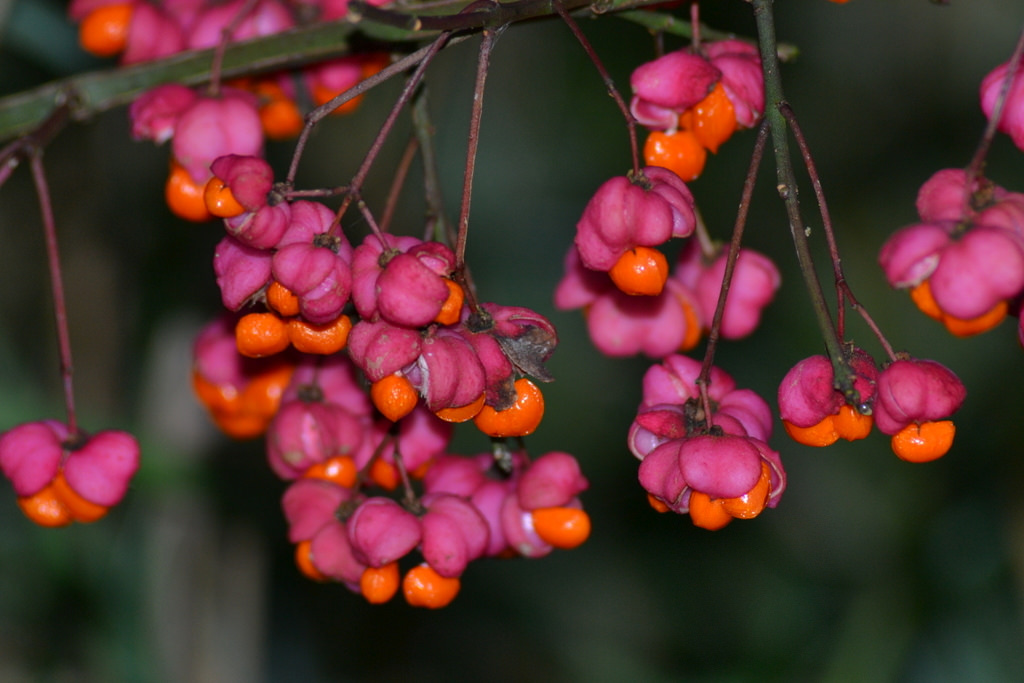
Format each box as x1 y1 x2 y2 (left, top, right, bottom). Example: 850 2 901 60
186 148 589 605
555 36 777 356
880 54 1024 341
2 0 1000 582
0 422 140 527
70 0 386 221
555 38 786 528
202 345 589 607
627 355 784 530
876 51 1024 350
879 169 1024 339
631 38 765 181
778 348 966 463
554 163 779 358
62 1 598 606
284 439 589 606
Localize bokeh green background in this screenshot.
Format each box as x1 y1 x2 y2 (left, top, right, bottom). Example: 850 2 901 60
2 1 1024 681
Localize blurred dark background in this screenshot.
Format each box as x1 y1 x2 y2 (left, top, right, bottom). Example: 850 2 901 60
2 1 1024 681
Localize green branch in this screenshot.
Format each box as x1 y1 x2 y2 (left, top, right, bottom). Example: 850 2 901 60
751 0 857 404
0 19 368 142
0 0 792 143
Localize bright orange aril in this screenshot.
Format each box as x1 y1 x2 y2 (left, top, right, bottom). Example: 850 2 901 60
531 507 591 549
369 458 400 491
644 129 708 182
370 374 419 422
720 462 771 519
473 378 545 438
295 539 327 581
783 415 840 447
235 312 290 358
608 246 669 296
260 98 304 140
203 177 246 218
943 300 1008 337
687 491 732 530
165 162 213 222
434 278 465 325
891 420 956 463
79 4 133 58
266 281 301 317
304 455 357 488
287 316 352 355
690 82 738 153
360 562 401 604
832 404 873 441
435 393 486 423
52 472 108 523
403 564 461 608
17 484 72 528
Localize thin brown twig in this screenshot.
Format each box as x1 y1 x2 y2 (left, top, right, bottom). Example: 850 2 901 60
410 84 451 244
964 23 1024 211
208 0 261 96
379 134 421 234
30 152 78 435
283 35 457 190
695 119 769 428
553 0 641 175
453 25 506 318
455 26 505 271
330 32 451 241
780 102 897 362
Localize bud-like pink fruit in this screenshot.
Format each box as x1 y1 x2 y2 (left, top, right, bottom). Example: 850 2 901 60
209 155 275 213
266 399 363 480
271 201 353 324
414 330 486 412
778 349 878 428
62 430 141 507
516 451 588 510
630 51 721 129
419 493 490 577
347 496 422 567
187 0 295 50
705 40 764 128
213 236 273 311
346 319 423 382
688 246 780 339
282 477 350 543
639 354 736 409
928 226 1024 320
0 420 68 497
351 236 455 327
130 84 197 144
879 222 954 289
677 433 764 500
123 3 186 65
872 358 966 435
172 89 263 186
574 167 696 272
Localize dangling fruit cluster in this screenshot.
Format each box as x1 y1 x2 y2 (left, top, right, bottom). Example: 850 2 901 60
778 347 967 462
284 446 589 607
185 152 587 605
631 40 765 181
880 169 1024 338
628 355 785 530
878 53 1024 344
556 169 779 358
0 422 140 527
